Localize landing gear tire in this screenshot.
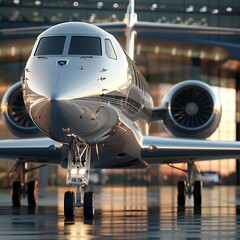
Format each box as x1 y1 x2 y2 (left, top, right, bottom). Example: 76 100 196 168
194 181 202 207
177 181 186 207
84 191 95 219
64 191 75 220
12 181 21 207
27 181 37 208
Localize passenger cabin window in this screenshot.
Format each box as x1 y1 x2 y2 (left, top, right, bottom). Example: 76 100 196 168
34 36 66 56
68 36 102 55
105 39 117 59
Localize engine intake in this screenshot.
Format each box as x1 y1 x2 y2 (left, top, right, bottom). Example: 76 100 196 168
1 82 41 137
162 80 221 139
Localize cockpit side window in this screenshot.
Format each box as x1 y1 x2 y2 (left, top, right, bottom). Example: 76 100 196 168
34 36 66 56
68 36 102 55
105 39 117 60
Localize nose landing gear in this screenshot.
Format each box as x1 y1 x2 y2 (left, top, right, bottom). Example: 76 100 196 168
64 137 94 221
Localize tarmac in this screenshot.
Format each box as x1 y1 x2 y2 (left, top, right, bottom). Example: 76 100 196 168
0 185 240 239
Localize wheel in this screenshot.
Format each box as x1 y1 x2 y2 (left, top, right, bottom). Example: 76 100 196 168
177 181 186 207
64 191 75 220
12 181 21 207
84 191 95 219
194 181 202 207
27 181 37 208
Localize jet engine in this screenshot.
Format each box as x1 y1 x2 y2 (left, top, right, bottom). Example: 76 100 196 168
162 80 222 139
1 82 41 137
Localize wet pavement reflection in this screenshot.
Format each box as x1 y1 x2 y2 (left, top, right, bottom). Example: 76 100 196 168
0 186 240 239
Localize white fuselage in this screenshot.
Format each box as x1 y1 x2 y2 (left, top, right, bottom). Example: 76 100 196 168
22 22 153 167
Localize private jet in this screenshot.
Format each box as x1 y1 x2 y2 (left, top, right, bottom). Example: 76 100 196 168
1 0 240 221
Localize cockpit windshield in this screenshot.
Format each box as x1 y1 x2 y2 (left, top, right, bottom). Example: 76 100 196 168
34 36 102 56
34 36 66 56
68 36 102 55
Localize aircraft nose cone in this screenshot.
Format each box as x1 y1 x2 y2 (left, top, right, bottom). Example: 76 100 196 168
29 97 118 144
30 99 69 142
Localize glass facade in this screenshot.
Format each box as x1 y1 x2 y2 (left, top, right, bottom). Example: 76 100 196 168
0 1 240 186
0 0 240 28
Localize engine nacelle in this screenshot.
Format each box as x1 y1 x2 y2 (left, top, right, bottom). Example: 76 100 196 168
162 80 222 139
1 82 41 138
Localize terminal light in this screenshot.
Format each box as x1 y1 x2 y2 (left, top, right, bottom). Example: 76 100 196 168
171 47 176 56
200 51 205 59
151 4 157 11
160 16 168 23
226 7 232 12
187 49 192 57
211 9 219 14
13 0 20 4
33 11 39 17
97 2 103 9
200 18 208 26
136 44 141 56
10 46 16 56
113 3 118 9
34 0 41 6
73 1 79 7
199 6 207 13
175 16 182 23
136 44 142 56
89 13 96 23
154 46 160 54
214 53 220 61
186 5 194 13
111 14 117 21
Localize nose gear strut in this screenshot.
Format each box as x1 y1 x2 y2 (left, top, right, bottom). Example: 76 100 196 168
64 135 94 221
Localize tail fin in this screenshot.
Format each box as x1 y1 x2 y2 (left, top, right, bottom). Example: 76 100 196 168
124 0 137 60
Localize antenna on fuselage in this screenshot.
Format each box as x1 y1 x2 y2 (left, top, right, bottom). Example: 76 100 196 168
124 0 137 60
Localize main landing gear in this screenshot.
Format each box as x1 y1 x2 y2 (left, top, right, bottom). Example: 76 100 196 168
170 162 202 207
64 137 94 221
9 161 45 207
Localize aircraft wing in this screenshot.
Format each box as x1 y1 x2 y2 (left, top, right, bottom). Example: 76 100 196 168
0 26 50 36
0 22 126 36
141 136 240 164
0 137 64 164
134 21 240 35
2 20 240 36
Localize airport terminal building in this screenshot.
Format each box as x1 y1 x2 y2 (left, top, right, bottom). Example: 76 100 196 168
0 0 240 186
